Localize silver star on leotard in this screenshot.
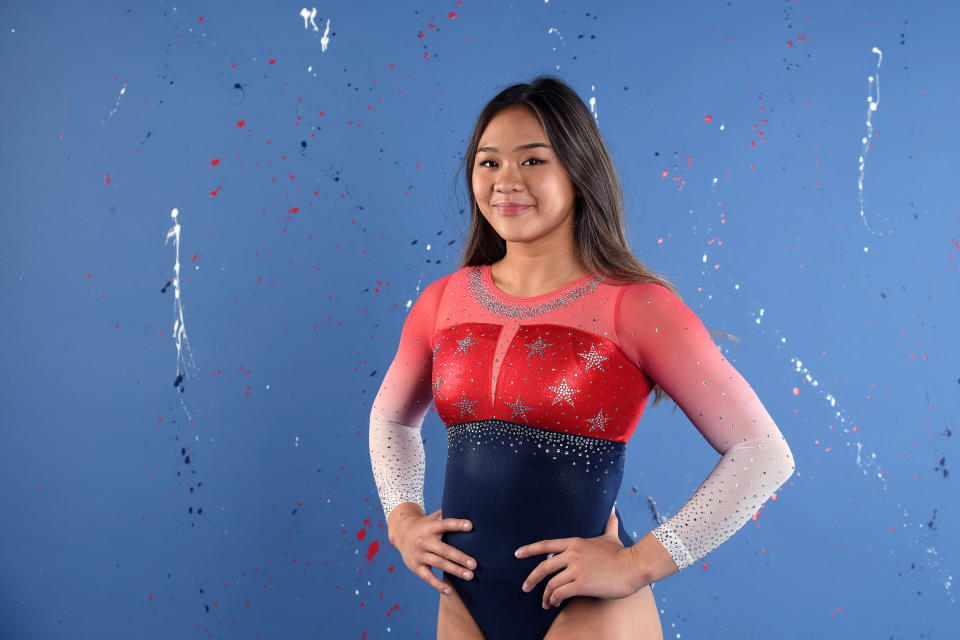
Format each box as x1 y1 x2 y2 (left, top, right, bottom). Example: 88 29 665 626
432 376 444 397
432 342 442 360
454 332 478 355
586 408 611 433
504 395 533 421
547 377 580 407
525 335 552 360
577 343 608 372
452 391 479 418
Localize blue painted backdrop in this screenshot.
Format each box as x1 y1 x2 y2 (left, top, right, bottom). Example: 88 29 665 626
2 0 957 638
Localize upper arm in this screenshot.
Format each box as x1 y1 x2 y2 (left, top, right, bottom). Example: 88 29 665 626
616 283 791 458
369 275 449 428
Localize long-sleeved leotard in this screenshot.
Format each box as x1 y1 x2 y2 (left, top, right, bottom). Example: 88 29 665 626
369 264 795 640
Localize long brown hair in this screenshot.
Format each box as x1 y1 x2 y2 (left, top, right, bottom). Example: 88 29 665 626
455 75 737 408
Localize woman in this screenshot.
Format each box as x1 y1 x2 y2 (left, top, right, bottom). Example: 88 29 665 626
369 76 796 639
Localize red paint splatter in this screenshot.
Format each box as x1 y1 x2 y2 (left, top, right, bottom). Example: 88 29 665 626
449 12 457 18
105 173 110 185
659 169 668 179
269 59 276 65
211 158 220 166
366 540 380 562
191 253 200 262
210 185 221 197
704 114 713 123
357 529 366 541
237 120 245 128
386 603 400 617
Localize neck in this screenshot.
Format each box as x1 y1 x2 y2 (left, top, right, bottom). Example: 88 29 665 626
491 244 588 297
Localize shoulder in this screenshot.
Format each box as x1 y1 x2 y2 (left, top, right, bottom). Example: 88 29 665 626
615 280 703 331
412 269 461 309
615 280 683 309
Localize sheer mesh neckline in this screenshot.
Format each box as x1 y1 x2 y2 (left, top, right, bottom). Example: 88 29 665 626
482 263 596 302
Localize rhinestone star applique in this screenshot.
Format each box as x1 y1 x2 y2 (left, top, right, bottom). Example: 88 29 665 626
547 377 580 407
586 408 611 433
577 343 608 372
455 332 478 355
432 376 444 397
525 335 552 360
504 395 533 421
452 391 479 418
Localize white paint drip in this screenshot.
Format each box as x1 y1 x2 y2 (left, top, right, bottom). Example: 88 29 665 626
857 47 892 236
300 7 318 31
547 27 565 69
102 80 127 125
300 9 330 53
589 85 598 122
320 18 331 52
165 207 197 423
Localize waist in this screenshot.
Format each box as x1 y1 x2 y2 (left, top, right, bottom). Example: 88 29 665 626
441 419 626 564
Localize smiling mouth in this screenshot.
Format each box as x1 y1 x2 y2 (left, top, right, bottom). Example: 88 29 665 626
495 204 532 215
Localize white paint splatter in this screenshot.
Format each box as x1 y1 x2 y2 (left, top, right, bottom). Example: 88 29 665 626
547 27 565 69
589 84 598 122
857 46 892 236
300 7 318 31
320 18 331 52
165 207 197 422
101 80 127 125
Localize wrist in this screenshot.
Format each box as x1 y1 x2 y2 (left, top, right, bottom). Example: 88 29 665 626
386 502 425 545
624 542 654 591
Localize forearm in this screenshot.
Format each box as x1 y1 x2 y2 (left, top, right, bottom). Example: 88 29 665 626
369 412 427 520
640 436 795 578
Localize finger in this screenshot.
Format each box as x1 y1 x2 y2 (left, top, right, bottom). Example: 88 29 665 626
543 570 577 609
417 564 451 595
515 538 571 559
522 555 566 593
604 507 618 537
436 517 473 533
424 539 477 571
548 580 579 608
422 552 475 580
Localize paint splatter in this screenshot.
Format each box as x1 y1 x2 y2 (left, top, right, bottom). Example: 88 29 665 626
164 207 198 419
101 78 127 125
857 46 892 236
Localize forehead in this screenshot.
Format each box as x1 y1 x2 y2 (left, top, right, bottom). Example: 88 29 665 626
478 106 546 146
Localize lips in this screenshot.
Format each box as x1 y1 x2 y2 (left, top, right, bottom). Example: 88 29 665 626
495 203 532 215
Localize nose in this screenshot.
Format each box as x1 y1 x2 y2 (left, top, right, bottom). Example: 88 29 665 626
494 162 523 193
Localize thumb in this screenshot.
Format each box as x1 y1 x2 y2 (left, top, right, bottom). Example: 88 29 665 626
604 505 618 537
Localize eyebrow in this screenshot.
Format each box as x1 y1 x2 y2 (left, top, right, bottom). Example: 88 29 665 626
476 142 551 153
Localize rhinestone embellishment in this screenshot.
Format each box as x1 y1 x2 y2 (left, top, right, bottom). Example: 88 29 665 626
468 266 602 318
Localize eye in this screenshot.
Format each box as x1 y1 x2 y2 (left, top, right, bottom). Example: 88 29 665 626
476 157 544 168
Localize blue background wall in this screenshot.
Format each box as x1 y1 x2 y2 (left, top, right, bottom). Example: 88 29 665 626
2 1 957 638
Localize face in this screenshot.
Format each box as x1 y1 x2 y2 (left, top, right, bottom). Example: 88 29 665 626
472 105 580 249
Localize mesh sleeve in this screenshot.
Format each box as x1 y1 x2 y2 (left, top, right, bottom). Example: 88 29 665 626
368 275 447 519
616 282 796 572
